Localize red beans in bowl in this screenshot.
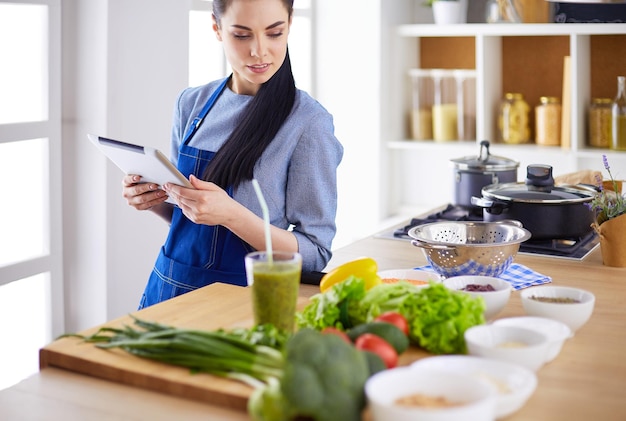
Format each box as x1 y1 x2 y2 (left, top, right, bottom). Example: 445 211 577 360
462 284 496 292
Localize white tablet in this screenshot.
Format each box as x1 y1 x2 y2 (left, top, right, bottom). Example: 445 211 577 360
88 134 192 204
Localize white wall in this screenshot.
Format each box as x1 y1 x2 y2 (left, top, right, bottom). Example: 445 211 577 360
314 0 383 248
62 0 189 331
61 0 388 330
60 0 417 331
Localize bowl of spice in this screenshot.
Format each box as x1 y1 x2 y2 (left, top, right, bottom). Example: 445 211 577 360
464 325 551 372
493 316 573 362
519 286 595 332
411 355 538 419
365 366 497 421
443 275 512 320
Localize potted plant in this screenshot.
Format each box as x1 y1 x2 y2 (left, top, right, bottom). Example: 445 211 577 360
589 155 626 267
425 0 468 24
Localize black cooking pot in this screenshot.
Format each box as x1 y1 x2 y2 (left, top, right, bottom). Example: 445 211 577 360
471 164 597 240
450 140 519 208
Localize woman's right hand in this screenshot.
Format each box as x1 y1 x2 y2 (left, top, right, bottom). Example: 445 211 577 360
122 174 169 210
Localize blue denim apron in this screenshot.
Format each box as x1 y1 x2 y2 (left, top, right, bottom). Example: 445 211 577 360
139 76 252 309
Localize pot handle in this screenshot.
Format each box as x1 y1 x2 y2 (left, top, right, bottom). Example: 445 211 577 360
410 239 456 251
478 140 490 162
470 196 510 215
526 164 554 188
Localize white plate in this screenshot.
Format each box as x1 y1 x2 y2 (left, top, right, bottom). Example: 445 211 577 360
411 355 537 419
377 268 440 287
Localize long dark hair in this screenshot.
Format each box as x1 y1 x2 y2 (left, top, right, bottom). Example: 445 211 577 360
205 0 296 189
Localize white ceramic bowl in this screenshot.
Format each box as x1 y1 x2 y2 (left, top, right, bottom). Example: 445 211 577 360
493 316 573 362
519 286 595 332
464 324 550 372
378 268 441 288
443 276 512 320
365 366 496 421
412 355 537 419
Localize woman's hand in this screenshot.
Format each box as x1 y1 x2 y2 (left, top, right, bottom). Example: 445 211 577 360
164 175 236 226
122 174 169 210
165 175 298 252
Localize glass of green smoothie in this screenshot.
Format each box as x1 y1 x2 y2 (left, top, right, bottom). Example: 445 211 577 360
245 251 302 333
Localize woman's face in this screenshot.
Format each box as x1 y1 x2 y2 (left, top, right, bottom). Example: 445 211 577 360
214 0 291 96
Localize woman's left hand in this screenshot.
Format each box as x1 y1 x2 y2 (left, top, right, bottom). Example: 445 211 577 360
163 175 237 226
166 175 297 253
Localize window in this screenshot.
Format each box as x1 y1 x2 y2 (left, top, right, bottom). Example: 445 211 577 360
0 0 62 390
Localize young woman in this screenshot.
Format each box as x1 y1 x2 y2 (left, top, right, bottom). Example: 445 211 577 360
121 0 343 309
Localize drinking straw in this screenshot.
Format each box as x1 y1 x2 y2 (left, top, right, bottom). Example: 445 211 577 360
252 179 273 264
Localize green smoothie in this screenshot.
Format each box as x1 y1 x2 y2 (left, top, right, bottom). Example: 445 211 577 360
247 252 302 333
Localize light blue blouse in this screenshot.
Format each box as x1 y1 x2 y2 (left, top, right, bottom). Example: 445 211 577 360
169 79 344 271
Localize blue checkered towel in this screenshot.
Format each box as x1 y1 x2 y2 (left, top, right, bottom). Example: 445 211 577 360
414 263 552 290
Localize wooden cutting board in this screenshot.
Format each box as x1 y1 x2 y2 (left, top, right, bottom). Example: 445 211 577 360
39 283 312 411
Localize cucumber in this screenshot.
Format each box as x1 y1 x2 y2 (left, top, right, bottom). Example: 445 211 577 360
362 350 387 377
347 321 409 354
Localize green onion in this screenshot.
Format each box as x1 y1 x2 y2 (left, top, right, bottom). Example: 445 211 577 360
68 315 285 387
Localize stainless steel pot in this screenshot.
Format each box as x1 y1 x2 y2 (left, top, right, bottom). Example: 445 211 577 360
450 140 519 208
472 164 597 240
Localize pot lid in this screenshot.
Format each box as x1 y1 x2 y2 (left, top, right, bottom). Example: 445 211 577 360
450 140 519 171
482 165 596 204
482 183 595 204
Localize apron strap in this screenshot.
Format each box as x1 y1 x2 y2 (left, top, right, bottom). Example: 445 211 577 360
182 75 231 145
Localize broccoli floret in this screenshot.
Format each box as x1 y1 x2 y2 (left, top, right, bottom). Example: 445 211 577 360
283 329 368 421
248 328 370 421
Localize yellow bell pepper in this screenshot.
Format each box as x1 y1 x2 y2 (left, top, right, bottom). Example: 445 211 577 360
319 257 381 293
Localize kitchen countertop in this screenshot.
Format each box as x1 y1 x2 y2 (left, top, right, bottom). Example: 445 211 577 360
2 219 626 420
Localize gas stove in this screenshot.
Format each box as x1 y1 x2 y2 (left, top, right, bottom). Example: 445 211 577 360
378 204 599 261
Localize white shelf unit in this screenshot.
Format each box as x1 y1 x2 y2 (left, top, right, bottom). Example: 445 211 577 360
383 21 626 217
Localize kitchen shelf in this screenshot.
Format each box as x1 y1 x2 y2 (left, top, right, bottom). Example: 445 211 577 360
391 23 626 150
397 23 626 37
382 12 626 218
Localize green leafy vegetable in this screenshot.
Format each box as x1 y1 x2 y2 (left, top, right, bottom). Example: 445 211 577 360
224 323 290 350
295 275 366 330
403 282 485 354
350 280 423 325
296 279 485 355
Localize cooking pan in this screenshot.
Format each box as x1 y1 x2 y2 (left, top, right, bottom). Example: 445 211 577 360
471 164 597 240
450 140 519 208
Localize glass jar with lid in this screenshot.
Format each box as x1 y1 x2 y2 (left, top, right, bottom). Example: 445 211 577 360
588 97 612 148
408 69 434 141
431 69 458 142
612 75 626 151
454 69 476 141
535 96 561 146
498 93 530 144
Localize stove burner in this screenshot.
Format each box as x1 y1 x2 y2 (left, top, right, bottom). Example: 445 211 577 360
393 204 599 260
519 231 597 257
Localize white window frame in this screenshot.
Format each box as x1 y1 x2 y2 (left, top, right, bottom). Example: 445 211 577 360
0 0 64 338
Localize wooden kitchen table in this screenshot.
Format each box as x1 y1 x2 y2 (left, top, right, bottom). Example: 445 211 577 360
2 222 626 420
327 226 626 421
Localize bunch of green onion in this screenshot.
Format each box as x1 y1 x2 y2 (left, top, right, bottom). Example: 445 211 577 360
68 316 285 388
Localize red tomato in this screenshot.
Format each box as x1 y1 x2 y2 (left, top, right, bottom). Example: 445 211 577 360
375 311 409 336
355 333 398 369
321 327 351 344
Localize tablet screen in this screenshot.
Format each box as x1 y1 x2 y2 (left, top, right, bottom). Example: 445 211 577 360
88 134 192 204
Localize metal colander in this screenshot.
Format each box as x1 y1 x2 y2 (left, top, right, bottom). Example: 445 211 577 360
407 221 532 278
